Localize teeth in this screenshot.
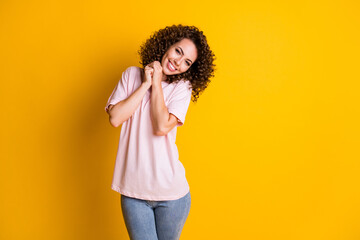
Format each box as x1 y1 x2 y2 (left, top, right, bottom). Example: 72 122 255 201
169 61 175 70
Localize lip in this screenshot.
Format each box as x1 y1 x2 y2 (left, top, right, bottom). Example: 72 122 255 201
167 60 177 72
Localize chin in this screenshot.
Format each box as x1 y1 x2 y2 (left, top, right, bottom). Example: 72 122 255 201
162 70 173 76
162 69 170 76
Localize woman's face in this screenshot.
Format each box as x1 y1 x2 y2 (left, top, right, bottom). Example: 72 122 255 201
161 38 198 76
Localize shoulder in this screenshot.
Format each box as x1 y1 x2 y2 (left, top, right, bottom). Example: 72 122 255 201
123 66 144 81
125 66 143 74
175 79 193 93
168 79 192 101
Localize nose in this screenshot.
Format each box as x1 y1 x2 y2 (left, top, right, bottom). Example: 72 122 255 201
174 58 179 66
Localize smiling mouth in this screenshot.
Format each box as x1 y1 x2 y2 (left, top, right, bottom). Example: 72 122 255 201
168 60 176 71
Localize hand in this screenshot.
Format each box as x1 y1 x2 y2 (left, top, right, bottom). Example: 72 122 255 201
143 65 154 87
147 61 163 85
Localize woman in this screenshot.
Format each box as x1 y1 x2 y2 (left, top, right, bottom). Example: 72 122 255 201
105 24 215 240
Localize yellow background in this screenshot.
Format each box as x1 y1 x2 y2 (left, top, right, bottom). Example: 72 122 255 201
1 0 359 239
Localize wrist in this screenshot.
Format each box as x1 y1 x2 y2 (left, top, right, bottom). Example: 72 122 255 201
141 81 151 89
152 81 162 89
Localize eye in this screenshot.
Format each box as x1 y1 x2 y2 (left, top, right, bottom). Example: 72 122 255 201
175 48 191 66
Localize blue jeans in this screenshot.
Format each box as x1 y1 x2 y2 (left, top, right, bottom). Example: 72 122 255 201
120 191 191 240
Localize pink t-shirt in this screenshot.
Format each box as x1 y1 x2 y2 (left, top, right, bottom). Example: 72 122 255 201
105 66 192 201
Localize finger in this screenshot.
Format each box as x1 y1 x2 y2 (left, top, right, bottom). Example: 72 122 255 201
146 72 152 79
145 69 154 77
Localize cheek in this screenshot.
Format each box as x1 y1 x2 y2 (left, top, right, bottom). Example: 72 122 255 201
182 64 190 71
161 54 167 65
182 66 191 73
169 51 177 59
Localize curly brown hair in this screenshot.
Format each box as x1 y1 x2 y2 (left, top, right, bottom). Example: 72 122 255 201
138 24 216 103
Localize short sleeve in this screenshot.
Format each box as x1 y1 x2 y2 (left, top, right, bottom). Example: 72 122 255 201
167 80 192 127
104 67 131 113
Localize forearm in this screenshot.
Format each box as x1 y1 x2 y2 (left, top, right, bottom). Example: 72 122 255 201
108 82 151 127
150 82 170 135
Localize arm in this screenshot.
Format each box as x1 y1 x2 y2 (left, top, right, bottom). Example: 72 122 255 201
150 82 179 136
107 81 151 127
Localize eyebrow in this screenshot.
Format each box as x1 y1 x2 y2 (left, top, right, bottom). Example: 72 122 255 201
179 47 193 64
